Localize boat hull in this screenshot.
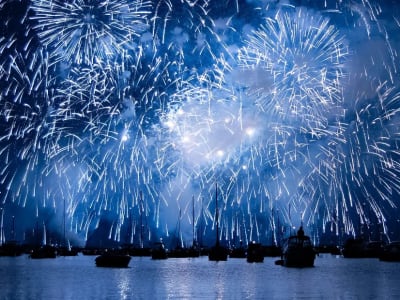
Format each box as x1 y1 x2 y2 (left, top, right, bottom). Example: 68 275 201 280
208 245 228 261
283 248 315 267
29 245 57 259
247 242 264 263
379 242 400 262
95 254 131 268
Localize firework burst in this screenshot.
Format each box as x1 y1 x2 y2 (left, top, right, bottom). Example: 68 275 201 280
237 7 348 130
30 0 152 65
1 1 400 246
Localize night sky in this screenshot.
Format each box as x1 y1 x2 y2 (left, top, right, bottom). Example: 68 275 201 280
1 0 400 249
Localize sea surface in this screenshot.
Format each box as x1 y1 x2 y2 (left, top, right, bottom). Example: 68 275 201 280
0 254 399 299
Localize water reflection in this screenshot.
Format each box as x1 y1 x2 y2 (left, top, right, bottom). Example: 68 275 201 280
116 270 131 300
1 255 400 299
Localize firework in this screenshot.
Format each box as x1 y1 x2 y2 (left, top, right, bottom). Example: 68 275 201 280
1 1 400 246
237 7 348 130
30 0 152 65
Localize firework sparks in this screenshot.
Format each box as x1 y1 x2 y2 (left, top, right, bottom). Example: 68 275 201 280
30 0 152 65
0 1 400 247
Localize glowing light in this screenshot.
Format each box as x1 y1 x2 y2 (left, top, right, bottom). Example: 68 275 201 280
0 0 399 246
245 127 255 137
121 133 129 142
30 0 152 65
237 7 348 129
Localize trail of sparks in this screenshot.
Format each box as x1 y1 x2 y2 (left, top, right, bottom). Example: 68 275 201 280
0 0 400 247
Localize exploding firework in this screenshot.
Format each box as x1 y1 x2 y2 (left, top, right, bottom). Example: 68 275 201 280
237 7 348 130
29 0 152 65
301 84 400 239
1 1 400 247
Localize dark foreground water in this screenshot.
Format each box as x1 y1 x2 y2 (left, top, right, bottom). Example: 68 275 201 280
0 254 399 299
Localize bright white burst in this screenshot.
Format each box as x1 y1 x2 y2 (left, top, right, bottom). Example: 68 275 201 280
30 0 152 65
237 7 348 129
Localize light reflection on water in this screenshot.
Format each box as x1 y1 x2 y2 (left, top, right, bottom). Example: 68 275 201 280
116 270 131 300
1 255 400 299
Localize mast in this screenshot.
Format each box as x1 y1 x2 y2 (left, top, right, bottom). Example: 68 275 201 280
177 208 182 248
208 182 228 261
199 197 204 248
215 183 219 247
192 195 195 247
63 198 66 247
0 208 3 245
140 191 143 249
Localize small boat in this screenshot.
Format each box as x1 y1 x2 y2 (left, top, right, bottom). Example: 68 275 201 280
341 238 364 258
95 251 131 268
316 244 341 255
57 246 79 257
58 200 78 257
209 244 229 261
0 216 22 256
168 245 200 258
229 242 246 259
29 245 57 259
0 241 23 257
379 241 400 262
128 246 152 257
82 248 102 256
246 242 264 263
151 240 168 260
342 238 383 258
279 226 316 267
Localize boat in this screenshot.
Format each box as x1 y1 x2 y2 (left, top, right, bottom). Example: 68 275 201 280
364 241 384 258
278 226 316 267
151 240 168 260
0 240 23 257
29 245 57 259
229 241 246 259
81 247 102 256
95 251 131 268
316 244 341 255
0 215 23 256
168 244 201 258
208 243 228 261
186 245 201 258
341 238 364 258
342 238 383 258
128 246 151 257
246 242 264 263
57 245 79 257
28 221 57 258
208 183 228 261
379 241 400 262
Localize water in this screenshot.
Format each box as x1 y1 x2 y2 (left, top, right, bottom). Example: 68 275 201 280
0 254 399 299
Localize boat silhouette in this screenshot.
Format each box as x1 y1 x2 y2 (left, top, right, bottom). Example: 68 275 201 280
151 239 168 260
277 226 316 267
247 242 264 263
95 250 131 268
